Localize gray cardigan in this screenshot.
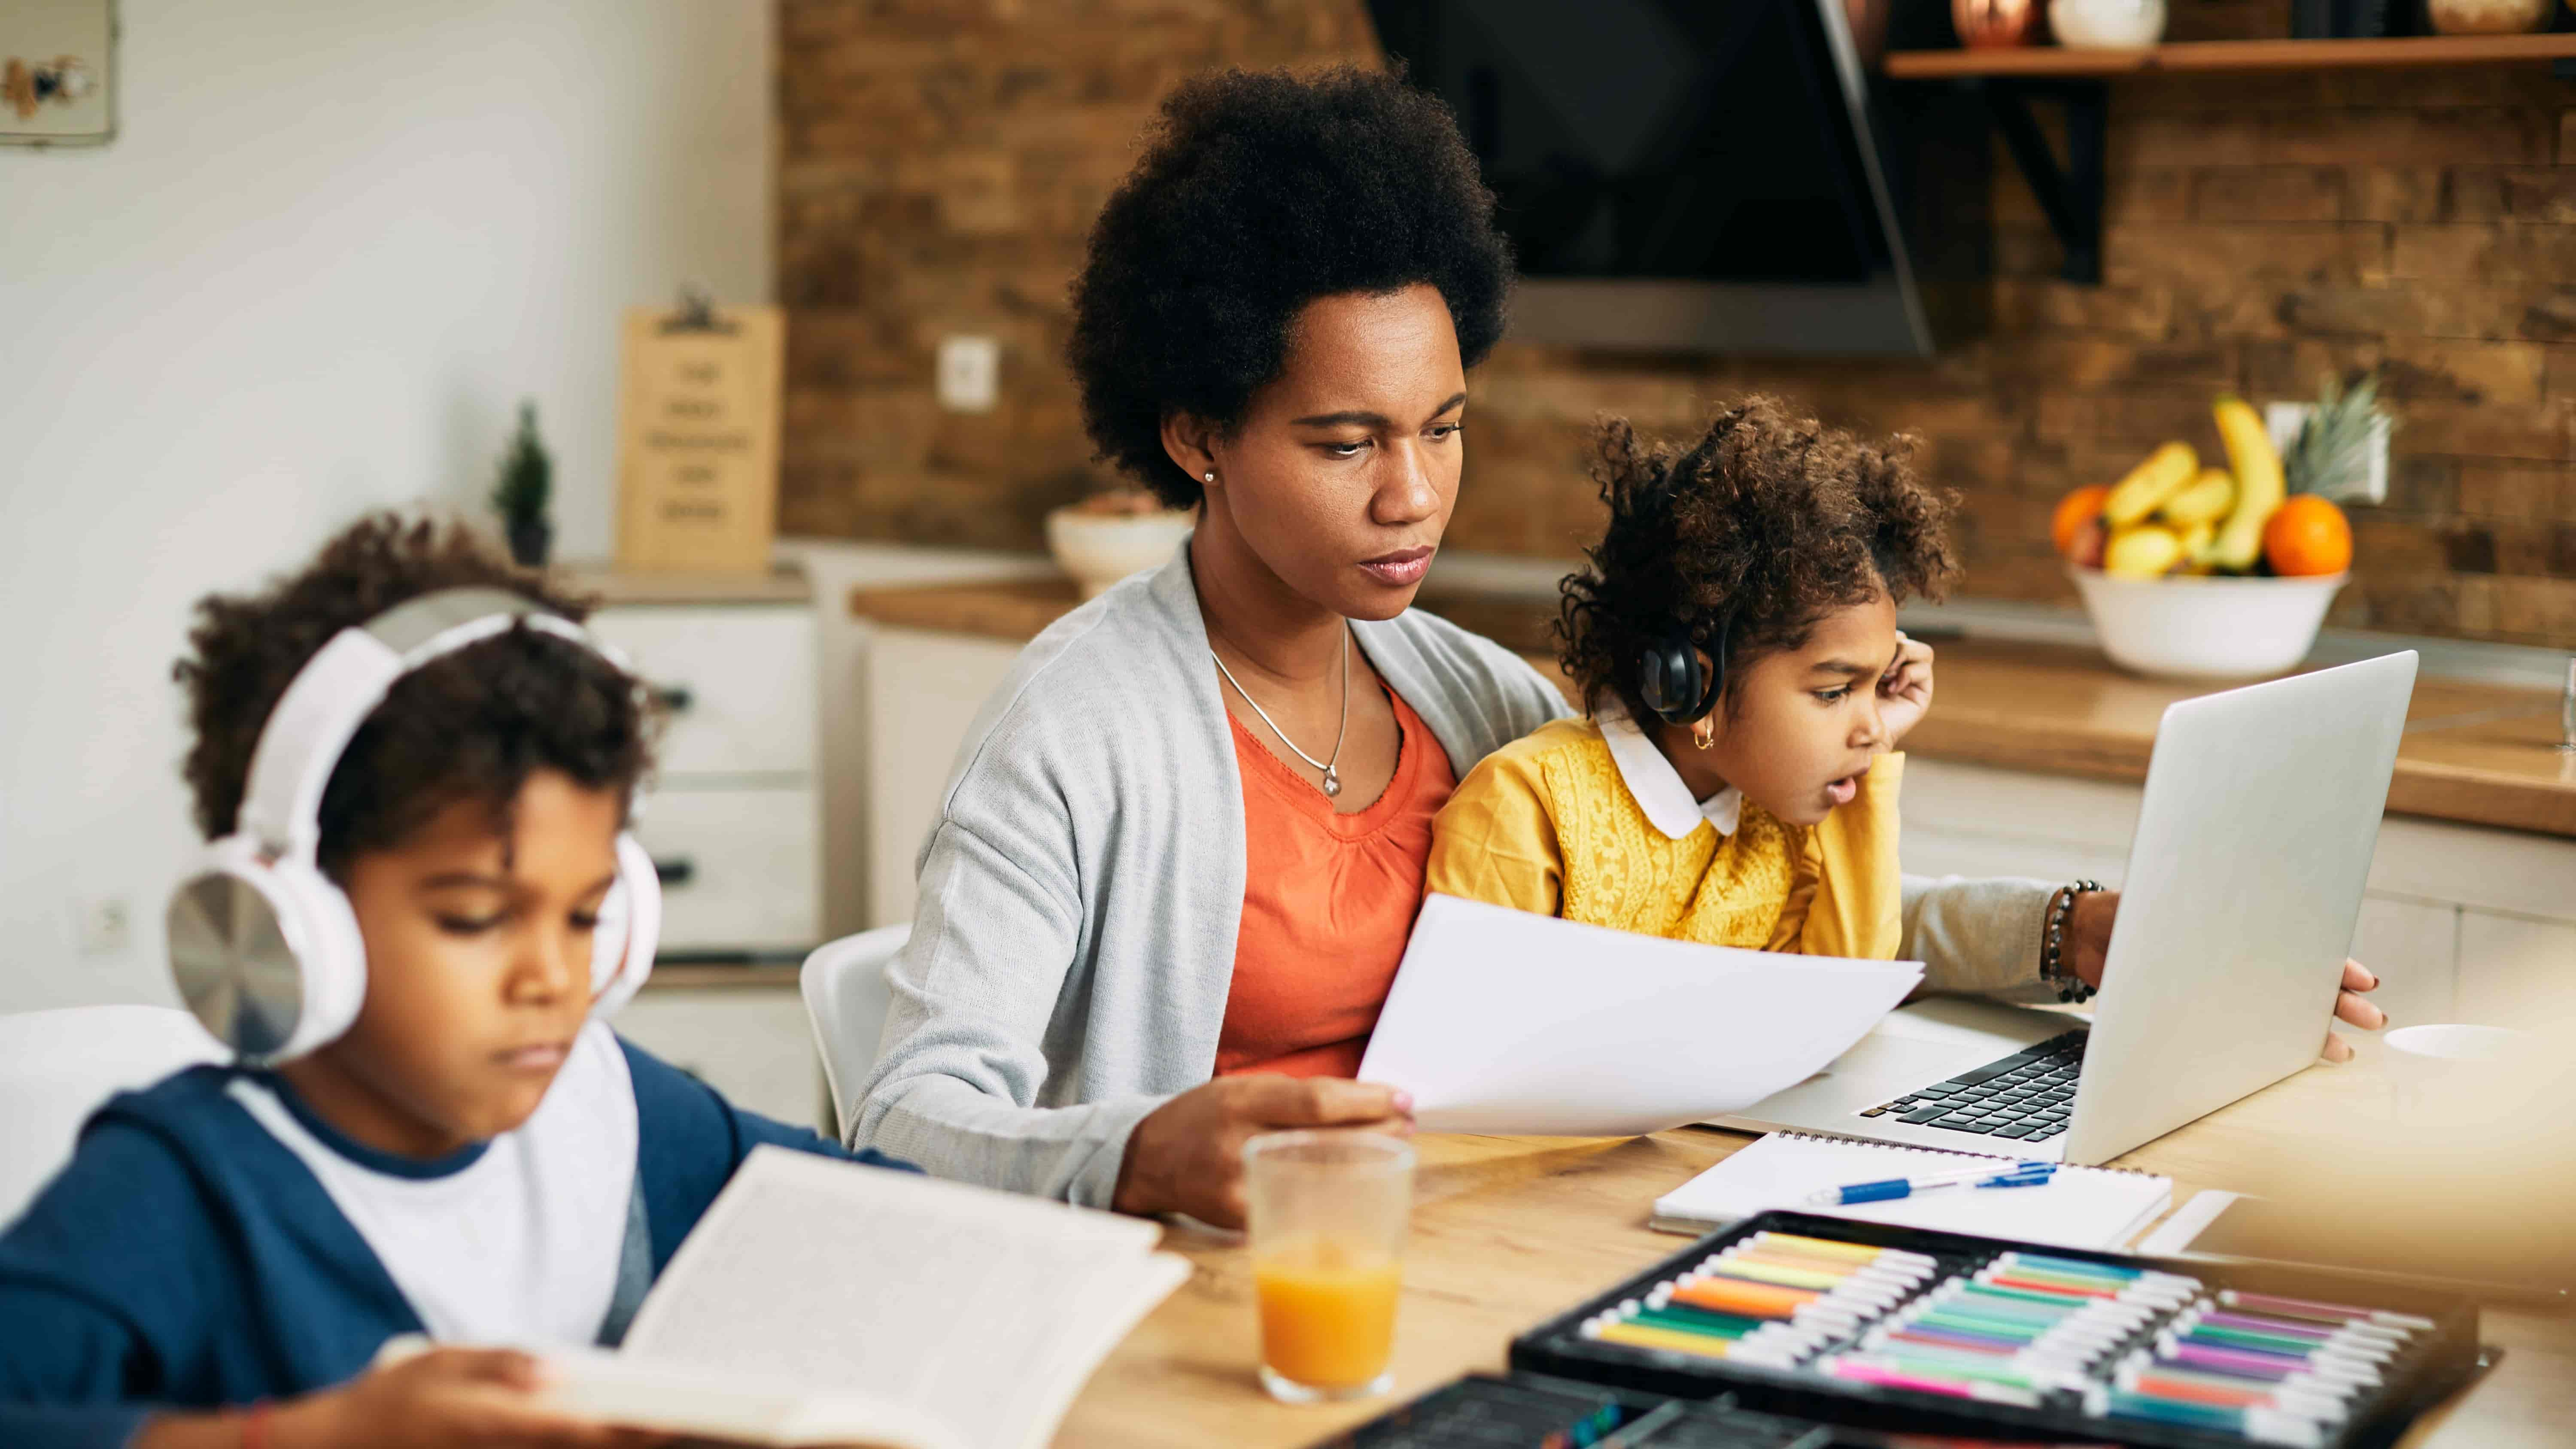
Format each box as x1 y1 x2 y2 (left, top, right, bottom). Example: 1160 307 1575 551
849 543 2054 1206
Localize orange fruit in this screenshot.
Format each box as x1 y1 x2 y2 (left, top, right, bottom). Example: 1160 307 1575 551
2263 495 2352 577
2051 485 2111 558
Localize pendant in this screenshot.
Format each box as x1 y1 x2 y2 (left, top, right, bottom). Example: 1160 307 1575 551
1321 766 1342 797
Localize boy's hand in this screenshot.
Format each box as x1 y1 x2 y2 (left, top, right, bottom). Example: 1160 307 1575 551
1876 632 1935 747
274 1347 662 1449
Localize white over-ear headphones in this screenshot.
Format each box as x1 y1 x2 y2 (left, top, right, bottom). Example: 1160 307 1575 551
166 587 661 1063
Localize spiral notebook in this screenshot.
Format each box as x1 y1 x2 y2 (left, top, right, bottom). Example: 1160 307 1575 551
1653 1133 2172 1251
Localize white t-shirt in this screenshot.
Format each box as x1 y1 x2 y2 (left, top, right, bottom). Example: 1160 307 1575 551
228 1021 638 1346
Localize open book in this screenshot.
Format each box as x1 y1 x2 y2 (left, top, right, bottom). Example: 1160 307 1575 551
390 1146 1190 1449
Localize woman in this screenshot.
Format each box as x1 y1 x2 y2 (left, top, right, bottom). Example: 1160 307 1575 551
847 67 2380 1228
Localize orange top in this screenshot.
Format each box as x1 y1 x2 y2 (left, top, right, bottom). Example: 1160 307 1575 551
1216 687 1458 1079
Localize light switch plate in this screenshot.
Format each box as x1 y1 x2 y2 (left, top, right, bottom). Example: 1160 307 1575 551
935 335 999 413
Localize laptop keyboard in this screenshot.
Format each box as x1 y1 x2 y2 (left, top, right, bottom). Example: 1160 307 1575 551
1854 1028 2088 1142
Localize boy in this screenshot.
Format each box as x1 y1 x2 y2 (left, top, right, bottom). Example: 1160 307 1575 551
0 515 908 1448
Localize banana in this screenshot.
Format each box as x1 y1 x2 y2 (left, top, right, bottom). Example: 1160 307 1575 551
2175 519 2219 572
2159 468 2236 527
2209 395 2285 572
2102 442 2201 528
2105 524 2185 579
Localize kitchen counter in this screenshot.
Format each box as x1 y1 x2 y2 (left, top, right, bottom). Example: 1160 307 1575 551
851 577 2576 839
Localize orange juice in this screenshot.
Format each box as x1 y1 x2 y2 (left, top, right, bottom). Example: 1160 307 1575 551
1252 1236 1402 1389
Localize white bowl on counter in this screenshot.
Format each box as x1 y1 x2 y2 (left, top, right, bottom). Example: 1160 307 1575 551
1045 504 1197 598
2050 0 2166 48
2068 565 2346 680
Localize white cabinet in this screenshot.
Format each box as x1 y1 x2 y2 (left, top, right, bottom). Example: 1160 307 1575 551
586 579 822 960
615 984 827 1130
1899 756 2573 1033
861 625 1027 928
2457 910 2576 1029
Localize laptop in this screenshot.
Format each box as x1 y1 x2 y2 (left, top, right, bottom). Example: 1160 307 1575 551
1712 650 2418 1166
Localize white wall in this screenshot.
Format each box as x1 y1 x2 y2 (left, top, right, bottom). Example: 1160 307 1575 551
0 1 772 1011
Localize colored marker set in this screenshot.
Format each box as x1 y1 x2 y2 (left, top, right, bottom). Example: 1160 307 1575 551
1817 1250 2203 1411
1577 1230 1939 1370
1515 1212 2479 1449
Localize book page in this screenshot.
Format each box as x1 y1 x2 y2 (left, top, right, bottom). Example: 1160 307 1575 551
621 1148 1185 1449
1358 895 1923 1135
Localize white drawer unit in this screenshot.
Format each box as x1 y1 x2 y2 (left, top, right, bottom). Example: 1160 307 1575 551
632 785 820 954
588 608 818 779
577 567 823 962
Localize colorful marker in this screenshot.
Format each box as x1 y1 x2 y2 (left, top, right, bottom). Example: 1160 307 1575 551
1822 1357 2044 1408
2219 1290 2435 1333
2086 1385 2330 1447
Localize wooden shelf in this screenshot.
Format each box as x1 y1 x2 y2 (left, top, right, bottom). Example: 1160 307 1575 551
1884 32 2576 79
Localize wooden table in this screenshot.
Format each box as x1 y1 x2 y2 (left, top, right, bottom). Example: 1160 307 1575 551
1055 1048 2573 1447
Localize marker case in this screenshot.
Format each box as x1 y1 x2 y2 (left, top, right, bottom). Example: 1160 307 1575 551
1505 1210 2485 1449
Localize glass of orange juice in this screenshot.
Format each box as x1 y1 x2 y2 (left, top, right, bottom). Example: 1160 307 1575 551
1242 1129 1414 1403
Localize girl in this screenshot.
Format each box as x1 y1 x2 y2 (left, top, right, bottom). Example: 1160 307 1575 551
1426 398 2385 1054
1426 398 1966 968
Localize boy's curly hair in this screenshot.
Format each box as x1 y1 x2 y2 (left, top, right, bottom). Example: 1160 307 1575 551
1067 65 1513 508
174 513 655 878
1558 397 1960 727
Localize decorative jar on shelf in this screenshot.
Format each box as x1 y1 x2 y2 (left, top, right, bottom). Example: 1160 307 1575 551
1953 0 2042 47
2050 0 2167 48
2424 0 2552 33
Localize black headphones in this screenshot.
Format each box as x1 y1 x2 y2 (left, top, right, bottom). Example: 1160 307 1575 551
1639 616 1729 726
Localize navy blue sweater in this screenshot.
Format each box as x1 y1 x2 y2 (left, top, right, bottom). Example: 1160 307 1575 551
0 1038 908 1449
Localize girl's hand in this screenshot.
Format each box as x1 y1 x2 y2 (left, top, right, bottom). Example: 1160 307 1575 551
2063 891 2387 1062
1876 632 1935 747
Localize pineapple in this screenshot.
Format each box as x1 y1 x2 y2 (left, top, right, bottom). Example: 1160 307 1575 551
2283 371 2394 501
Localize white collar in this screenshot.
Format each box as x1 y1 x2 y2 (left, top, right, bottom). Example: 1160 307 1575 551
1597 702 1743 840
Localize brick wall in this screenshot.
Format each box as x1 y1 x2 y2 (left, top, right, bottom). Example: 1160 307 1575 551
777 0 2576 649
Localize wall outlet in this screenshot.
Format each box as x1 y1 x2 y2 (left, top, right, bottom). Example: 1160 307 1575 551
73 895 132 956
935 334 1000 413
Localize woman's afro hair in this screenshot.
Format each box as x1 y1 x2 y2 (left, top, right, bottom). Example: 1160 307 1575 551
174 513 655 878
1067 65 1513 508
1558 396 1961 727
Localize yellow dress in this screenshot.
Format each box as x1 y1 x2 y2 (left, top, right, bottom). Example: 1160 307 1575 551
1423 717 1905 959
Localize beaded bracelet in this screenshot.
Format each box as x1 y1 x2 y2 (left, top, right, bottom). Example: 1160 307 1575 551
2040 879 2102 1004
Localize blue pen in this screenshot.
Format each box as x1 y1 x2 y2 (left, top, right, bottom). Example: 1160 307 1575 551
1807 1161 2055 1206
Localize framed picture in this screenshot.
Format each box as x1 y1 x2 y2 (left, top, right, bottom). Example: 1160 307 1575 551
4 0 115 147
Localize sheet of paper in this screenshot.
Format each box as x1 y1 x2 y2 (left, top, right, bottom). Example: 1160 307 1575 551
1356 894 1923 1136
620 1147 1186 1449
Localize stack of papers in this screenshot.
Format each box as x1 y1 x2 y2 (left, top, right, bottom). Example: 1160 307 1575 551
1356 894 1923 1136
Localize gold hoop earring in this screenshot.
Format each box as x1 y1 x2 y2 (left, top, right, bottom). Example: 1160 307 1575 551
1691 715 1716 751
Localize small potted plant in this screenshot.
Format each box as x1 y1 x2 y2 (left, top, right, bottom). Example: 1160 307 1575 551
491 399 553 568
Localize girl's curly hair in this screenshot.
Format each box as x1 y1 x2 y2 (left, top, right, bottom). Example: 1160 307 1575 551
1558 396 1960 726
173 513 656 878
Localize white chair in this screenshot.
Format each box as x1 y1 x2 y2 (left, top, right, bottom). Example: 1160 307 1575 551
1 1004 226 1225
799 924 911 1140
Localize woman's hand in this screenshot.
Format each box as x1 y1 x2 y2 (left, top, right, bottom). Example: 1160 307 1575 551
2063 890 2387 1062
133 1348 664 1449
1113 1075 1414 1229
1876 632 1935 748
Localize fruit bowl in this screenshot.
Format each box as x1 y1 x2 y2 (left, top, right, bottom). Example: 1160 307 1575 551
2069 566 2345 680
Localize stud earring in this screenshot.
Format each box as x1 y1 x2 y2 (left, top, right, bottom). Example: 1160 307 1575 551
1203 471 1215 483
1691 715 1717 751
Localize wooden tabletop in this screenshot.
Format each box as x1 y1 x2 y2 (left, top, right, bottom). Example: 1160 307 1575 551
1055 1048 2573 1448
849 577 2576 839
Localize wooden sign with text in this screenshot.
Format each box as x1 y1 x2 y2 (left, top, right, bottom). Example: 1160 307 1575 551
614 305 784 574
